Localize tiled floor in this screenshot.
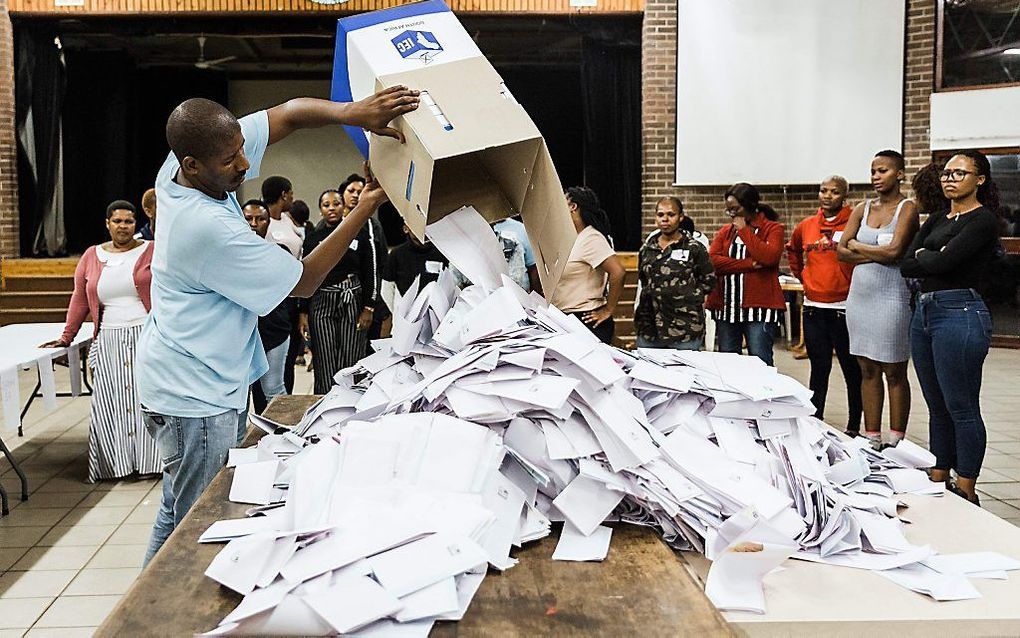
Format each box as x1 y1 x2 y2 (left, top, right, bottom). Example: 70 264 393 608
1 345 1019 635
0 363 315 636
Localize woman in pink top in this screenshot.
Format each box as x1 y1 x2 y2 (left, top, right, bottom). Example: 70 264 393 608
41 200 159 482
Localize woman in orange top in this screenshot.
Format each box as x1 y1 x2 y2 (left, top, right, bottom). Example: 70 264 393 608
786 175 862 435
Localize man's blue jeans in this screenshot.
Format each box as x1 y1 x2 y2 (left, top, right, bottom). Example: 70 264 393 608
260 341 288 402
142 408 247 565
715 320 776 366
635 335 704 351
910 289 991 479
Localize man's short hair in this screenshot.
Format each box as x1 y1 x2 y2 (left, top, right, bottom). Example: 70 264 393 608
106 200 137 220
261 176 292 205
166 98 240 163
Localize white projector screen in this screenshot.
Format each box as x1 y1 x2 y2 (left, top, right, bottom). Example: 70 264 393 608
674 0 906 186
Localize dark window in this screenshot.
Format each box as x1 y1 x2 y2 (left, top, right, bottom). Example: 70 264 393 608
940 1 1020 89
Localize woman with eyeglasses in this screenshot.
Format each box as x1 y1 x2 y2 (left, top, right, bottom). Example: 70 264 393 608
900 151 1000 505
838 150 919 450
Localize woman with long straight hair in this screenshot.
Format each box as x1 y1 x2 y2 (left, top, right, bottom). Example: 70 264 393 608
838 150 919 449
901 151 1000 505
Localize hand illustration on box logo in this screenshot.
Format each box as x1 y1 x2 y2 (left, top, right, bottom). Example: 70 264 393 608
391 30 444 63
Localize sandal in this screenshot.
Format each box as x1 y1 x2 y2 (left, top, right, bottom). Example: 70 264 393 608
948 484 981 506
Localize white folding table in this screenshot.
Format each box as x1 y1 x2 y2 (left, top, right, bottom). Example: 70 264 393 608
0 322 93 515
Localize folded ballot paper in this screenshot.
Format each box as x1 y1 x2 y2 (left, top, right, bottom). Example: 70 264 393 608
194 204 1020 635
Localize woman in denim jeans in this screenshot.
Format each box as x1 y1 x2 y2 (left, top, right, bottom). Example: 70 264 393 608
900 151 1001 505
706 184 786 366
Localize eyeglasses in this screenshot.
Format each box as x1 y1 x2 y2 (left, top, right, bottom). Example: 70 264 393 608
939 169 976 182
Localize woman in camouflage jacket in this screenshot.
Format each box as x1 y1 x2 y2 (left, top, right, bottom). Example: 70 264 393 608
635 197 717 350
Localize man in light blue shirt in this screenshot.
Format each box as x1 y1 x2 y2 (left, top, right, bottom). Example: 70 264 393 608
493 216 542 295
138 88 419 563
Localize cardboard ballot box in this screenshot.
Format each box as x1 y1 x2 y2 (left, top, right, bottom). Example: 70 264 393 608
331 0 577 292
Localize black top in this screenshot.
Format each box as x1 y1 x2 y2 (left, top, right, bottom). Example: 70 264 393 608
303 219 378 307
258 244 293 351
900 205 998 293
384 240 449 295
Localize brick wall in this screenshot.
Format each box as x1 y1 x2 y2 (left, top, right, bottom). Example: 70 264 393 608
0 0 18 258
640 0 936 239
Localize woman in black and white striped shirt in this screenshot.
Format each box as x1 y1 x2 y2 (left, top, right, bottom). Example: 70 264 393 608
300 178 379 394
706 183 787 366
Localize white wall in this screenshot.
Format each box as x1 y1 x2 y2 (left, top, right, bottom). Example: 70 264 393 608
674 0 905 186
930 86 1020 151
229 79 367 223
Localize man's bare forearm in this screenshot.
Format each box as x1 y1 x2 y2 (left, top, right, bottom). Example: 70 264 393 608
291 201 378 298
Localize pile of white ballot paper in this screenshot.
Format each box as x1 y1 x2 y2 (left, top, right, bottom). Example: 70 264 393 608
199 207 1020 635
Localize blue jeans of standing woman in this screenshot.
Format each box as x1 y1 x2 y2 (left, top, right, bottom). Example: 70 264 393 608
260 341 288 402
910 289 991 479
716 320 776 366
142 408 248 565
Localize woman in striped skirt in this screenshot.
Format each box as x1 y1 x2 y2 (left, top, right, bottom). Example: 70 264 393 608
706 183 787 366
300 179 379 394
42 200 160 482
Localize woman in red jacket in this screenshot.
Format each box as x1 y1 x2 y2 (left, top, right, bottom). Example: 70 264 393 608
41 200 159 482
707 183 786 366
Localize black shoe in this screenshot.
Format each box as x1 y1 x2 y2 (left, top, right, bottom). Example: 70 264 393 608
948 484 981 506
844 429 861 438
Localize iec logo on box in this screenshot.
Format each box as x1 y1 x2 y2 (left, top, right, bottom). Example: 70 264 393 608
391 30 444 63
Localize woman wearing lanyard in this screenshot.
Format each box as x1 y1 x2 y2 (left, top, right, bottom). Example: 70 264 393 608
42 200 159 482
301 182 378 394
635 197 716 350
707 183 785 366
900 151 1000 505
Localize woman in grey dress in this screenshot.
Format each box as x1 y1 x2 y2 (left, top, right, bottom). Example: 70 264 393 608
838 150 919 449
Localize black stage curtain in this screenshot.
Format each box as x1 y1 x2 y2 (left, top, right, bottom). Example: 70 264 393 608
14 27 66 256
579 26 642 251
61 52 228 254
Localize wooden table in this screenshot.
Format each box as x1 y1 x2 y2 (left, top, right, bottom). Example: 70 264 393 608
97 395 732 637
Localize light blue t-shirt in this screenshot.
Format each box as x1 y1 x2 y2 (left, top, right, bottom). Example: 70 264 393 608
493 218 536 289
136 111 303 417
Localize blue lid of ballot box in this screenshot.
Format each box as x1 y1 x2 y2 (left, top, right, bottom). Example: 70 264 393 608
332 0 453 158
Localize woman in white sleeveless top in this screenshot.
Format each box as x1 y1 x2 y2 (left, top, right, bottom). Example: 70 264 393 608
838 150 919 449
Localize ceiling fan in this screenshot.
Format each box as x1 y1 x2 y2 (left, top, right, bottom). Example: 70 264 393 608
194 35 236 70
